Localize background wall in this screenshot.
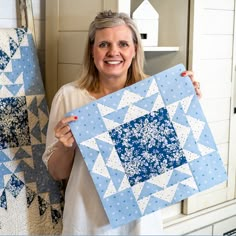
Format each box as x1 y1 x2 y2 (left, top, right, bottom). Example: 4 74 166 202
131 0 189 75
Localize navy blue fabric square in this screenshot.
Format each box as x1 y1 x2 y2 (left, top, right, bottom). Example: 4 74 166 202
109 108 187 186
0 96 31 150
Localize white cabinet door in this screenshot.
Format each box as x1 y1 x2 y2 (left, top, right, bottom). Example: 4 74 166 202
184 0 236 214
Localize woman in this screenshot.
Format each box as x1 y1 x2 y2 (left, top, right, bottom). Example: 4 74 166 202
43 10 201 235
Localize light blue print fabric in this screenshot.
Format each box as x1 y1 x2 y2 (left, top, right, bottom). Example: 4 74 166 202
0 28 63 234
67 64 227 228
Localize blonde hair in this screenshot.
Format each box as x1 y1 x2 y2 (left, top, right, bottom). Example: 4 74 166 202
78 10 147 92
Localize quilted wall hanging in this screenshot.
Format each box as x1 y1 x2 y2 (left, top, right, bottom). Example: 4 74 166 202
67 64 227 228
0 28 63 234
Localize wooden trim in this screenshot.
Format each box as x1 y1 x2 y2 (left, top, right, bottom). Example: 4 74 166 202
187 0 194 70
25 0 36 45
228 1 236 199
18 0 36 44
18 0 27 27
187 0 202 73
45 0 59 108
183 0 200 214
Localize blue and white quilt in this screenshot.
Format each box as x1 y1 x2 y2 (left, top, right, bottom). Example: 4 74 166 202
67 64 227 228
0 28 63 234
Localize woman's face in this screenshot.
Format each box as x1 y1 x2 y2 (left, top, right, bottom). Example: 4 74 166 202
92 24 136 81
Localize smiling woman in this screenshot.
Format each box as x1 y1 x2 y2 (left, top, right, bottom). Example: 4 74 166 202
42 9 201 236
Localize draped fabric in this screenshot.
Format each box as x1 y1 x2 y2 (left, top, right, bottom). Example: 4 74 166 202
0 28 63 234
67 64 227 228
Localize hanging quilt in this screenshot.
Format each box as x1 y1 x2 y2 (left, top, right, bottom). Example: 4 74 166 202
0 28 63 234
67 64 227 228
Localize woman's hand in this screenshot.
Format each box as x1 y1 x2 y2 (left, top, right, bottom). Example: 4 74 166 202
181 70 202 98
47 115 78 181
54 115 78 148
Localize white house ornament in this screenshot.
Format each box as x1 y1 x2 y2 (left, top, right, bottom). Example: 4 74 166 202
132 0 159 46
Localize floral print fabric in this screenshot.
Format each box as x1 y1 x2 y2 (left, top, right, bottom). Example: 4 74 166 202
0 97 30 149
110 108 187 186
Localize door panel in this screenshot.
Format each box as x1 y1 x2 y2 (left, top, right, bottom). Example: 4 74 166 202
184 0 236 214
58 32 87 64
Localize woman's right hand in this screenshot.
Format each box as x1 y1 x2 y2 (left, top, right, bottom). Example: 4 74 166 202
54 115 78 148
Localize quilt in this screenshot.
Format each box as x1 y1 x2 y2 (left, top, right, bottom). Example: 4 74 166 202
67 64 227 228
0 28 63 234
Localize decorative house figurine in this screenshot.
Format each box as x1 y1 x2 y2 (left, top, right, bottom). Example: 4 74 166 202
132 0 159 47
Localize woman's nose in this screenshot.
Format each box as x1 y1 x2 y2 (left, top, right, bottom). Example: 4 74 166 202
107 44 119 56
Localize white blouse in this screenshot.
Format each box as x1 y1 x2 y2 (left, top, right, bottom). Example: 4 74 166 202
42 81 163 235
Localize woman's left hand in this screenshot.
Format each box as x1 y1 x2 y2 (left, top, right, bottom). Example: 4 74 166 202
181 70 202 98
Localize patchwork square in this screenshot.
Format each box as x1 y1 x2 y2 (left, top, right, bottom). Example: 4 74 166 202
0 96 31 149
67 64 227 228
109 108 187 186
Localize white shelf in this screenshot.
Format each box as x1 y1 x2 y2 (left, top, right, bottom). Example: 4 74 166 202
144 46 180 52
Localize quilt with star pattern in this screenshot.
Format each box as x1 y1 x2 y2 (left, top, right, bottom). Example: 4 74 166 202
67 64 227 228
0 28 63 234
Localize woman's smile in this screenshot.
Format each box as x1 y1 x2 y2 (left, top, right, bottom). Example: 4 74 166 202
104 60 123 65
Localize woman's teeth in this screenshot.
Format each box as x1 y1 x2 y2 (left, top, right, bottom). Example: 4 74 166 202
106 61 121 64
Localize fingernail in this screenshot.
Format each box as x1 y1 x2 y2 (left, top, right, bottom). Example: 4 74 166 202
181 72 187 76
74 116 78 120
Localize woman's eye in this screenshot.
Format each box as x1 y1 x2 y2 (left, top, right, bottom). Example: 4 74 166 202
99 42 109 48
119 41 129 47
